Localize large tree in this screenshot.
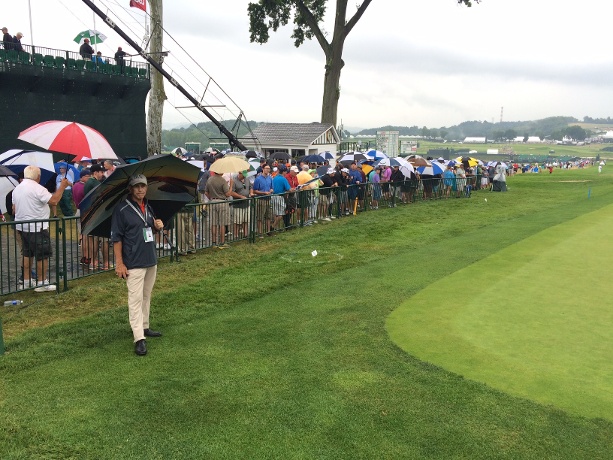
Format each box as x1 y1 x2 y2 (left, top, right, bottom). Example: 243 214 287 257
248 0 477 127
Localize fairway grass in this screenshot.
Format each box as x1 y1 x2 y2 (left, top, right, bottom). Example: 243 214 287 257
388 203 613 420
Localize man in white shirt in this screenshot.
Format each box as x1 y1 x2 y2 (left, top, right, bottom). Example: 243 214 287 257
13 165 70 291
103 160 116 178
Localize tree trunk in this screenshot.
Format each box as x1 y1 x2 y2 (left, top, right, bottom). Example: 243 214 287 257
146 0 166 157
321 49 343 127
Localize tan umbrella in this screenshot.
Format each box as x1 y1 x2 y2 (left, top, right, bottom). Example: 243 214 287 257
209 156 250 174
406 155 430 167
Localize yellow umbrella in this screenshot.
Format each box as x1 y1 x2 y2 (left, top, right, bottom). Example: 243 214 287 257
209 156 250 174
455 156 479 167
361 164 374 176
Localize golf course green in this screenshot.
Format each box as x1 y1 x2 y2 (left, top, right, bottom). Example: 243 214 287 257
388 202 613 420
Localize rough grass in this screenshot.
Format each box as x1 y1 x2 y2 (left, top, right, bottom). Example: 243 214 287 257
1 166 613 459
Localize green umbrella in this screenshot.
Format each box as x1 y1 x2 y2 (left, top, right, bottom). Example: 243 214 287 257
73 29 107 45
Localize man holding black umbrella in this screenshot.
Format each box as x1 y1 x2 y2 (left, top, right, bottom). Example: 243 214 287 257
111 174 165 356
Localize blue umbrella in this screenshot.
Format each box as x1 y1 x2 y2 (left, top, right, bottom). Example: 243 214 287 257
54 162 80 182
417 161 446 175
0 149 57 186
365 149 388 160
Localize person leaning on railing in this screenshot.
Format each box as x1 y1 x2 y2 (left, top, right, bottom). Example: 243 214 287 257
12 32 24 52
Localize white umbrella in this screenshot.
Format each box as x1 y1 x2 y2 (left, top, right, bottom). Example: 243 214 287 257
0 176 19 214
18 120 118 162
187 160 205 171
0 149 57 184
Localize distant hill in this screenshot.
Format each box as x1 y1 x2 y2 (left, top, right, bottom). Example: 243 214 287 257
162 116 613 150
353 117 582 141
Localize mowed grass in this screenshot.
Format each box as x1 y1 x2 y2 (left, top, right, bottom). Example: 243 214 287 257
2 166 613 458
388 204 613 420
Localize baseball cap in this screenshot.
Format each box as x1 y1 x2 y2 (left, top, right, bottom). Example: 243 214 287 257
290 166 299 172
341 168 349 173
90 164 105 173
79 168 91 177
129 174 147 186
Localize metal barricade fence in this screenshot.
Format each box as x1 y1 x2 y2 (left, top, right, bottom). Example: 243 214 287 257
0 182 470 296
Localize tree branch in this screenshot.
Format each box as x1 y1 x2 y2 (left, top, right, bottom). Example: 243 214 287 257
344 0 373 38
295 0 331 55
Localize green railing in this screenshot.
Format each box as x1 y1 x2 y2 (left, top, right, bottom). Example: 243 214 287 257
0 44 149 78
0 178 479 296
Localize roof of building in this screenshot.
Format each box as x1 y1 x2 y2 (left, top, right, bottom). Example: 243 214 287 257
251 122 338 146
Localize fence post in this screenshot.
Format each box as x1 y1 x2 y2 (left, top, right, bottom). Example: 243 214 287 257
0 316 4 355
59 217 68 292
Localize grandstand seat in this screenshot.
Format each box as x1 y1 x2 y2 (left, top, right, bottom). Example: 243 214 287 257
54 56 65 68
0 49 6 61
65 58 77 70
18 52 31 64
138 67 148 78
33 53 44 66
43 55 54 67
84 60 95 71
5 50 18 62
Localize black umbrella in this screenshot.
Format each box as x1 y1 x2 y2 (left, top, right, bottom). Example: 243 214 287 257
316 165 329 177
300 154 325 164
80 155 201 237
243 150 261 159
338 152 367 165
271 151 291 161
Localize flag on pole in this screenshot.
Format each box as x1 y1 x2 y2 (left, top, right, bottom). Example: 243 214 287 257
130 0 147 11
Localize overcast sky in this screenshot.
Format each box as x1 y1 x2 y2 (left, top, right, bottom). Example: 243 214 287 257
4 0 613 131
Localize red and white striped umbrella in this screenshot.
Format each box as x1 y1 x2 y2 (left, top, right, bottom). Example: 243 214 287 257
18 120 118 162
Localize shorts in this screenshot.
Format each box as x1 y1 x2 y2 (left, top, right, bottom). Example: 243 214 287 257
21 229 52 259
256 198 272 221
271 195 286 216
210 201 230 226
232 206 251 225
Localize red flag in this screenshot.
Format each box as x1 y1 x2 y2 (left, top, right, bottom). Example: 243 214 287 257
130 0 146 11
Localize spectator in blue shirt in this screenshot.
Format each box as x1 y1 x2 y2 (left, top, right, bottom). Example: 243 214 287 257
253 164 273 237
272 168 292 231
92 51 106 65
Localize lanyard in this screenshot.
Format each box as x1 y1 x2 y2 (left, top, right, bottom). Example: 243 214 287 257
125 199 150 226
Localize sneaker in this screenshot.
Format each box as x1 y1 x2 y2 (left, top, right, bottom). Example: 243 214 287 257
34 280 56 292
156 243 163 249
323 217 332 221
163 244 172 250
20 279 36 288
217 244 229 249
330 216 336 219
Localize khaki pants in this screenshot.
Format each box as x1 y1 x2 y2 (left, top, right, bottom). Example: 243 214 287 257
126 265 158 342
177 211 195 252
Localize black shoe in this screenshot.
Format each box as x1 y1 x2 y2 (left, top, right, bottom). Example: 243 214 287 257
144 328 162 337
134 339 147 356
